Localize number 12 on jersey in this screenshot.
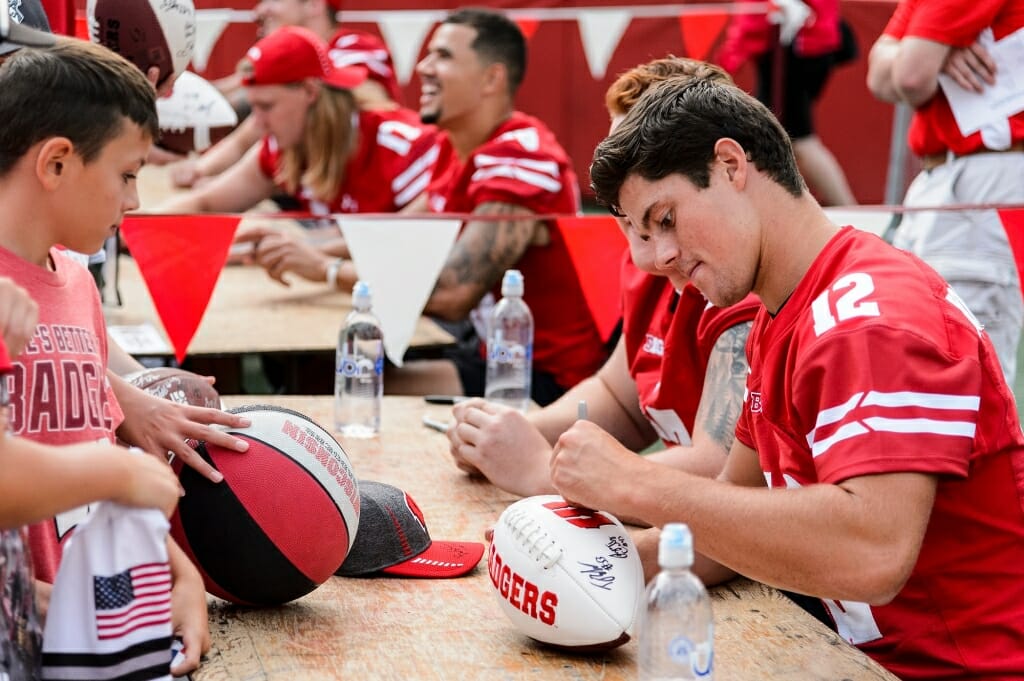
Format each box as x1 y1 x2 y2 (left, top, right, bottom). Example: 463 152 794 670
811 273 881 337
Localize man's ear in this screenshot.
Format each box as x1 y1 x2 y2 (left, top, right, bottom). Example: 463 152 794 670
713 138 749 188
35 137 75 191
481 61 508 96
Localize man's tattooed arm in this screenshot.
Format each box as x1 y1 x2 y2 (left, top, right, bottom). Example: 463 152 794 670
693 321 753 455
424 201 540 320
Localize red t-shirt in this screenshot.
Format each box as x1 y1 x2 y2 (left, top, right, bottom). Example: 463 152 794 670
258 107 437 215
426 112 605 389
0 247 125 584
717 0 842 73
737 227 1024 679
621 254 759 445
884 0 1024 155
328 28 403 104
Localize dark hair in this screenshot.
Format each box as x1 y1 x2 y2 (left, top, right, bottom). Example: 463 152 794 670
591 75 805 214
0 38 158 176
444 7 526 93
605 57 732 118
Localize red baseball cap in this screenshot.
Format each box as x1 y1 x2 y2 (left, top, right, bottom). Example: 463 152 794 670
242 26 366 90
336 481 485 578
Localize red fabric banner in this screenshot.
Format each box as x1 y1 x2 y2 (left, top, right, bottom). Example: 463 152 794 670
999 209 1024 301
678 12 730 61
556 216 627 342
119 215 241 363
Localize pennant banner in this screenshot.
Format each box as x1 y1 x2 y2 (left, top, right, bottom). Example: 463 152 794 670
120 215 241 363
339 218 461 366
679 12 730 61
999 208 1024 302
514 16 540 41
377 12 437 86
191 10 232 73
577 9 632 80
556 216 628 342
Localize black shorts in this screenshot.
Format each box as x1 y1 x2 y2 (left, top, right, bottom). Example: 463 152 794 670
755 47 835 140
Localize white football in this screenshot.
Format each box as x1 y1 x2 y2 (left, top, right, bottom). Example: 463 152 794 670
155 71 238 153
487 495 644 650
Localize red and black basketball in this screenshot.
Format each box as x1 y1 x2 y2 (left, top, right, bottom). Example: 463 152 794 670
170 405 360 605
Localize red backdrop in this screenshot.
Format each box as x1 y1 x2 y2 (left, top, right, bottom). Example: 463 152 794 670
73 0 900 204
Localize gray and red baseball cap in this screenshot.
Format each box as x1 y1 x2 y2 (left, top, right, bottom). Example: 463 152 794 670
337 480 485 578
0 0 55 55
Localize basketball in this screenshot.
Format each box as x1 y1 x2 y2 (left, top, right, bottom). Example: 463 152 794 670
169 405 360 605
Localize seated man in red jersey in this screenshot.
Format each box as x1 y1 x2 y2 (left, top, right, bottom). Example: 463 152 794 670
172 0 403 188
563 71 1024 679
331 7 607 405
159 27 435 220
447 58 760 508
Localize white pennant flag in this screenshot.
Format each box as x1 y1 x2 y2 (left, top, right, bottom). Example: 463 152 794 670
339 218 461 366
191 9 232 73
577 9 632 80
377 12 437 86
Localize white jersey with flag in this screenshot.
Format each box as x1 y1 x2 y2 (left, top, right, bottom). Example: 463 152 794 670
41 503 172 681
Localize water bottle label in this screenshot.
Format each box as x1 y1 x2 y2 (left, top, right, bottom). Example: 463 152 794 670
337 354 381 378
666 637 713 677
487 342 532 367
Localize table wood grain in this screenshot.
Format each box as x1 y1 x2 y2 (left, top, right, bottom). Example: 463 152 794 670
189 396 899 681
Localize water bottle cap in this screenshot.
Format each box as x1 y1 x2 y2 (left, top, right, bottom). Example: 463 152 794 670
658 522 694 569
352 280 372 307
501 269 524 297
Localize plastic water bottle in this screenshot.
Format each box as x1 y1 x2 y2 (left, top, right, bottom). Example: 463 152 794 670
485 269 533 412
637 523 714 680
334 280 383 438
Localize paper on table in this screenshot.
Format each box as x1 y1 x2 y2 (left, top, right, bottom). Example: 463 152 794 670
107 324 171 355
938 27 1024 142
339 218 461 366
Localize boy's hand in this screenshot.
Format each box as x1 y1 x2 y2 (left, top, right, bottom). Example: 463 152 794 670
111 446 181 518
0 277 39 358
112 375 250 483
168 540 211 676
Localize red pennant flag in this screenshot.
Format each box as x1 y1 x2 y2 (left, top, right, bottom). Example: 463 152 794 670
999 208 1024 302
556 216 627 342
515 16 540 41
678 12 729 61
119 215 241 363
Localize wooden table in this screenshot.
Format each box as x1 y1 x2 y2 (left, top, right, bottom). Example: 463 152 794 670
103 257 453 393
192 395 899 681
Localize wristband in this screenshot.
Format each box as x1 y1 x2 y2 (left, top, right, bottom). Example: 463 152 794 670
326 258 344 291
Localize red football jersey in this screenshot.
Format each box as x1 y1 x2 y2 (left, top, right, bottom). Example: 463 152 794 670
328 28 403 104
621 253 759 445
737 227 1024 679
0 248 125 584
884 0 1024 155
426 112 605 389
258 107 437 215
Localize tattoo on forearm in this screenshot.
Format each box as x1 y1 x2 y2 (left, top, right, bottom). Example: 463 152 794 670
695 322 753 452
436 202 538 291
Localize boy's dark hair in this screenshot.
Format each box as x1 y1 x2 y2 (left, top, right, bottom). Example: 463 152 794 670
605 57 732 118
0 38 158 176
591 75 805 214
444 7 526 94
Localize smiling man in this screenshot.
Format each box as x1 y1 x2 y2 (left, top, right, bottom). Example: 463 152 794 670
558 73 1024 679
396 7 607 405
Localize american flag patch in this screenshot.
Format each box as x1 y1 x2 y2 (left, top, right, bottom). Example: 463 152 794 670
93 563 171 640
